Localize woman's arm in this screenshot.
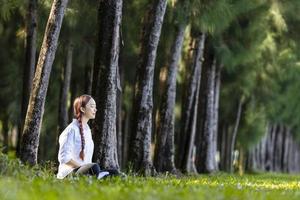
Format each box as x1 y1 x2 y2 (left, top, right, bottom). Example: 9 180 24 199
65 159 81 168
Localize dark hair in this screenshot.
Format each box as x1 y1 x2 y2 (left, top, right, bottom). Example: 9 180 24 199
73 94 92 160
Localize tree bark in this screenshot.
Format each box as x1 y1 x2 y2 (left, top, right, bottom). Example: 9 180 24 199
92 0 123 170
2 118 9 154
17 0 37 157
58 42 73 135
20 0 69 165
154 23 185 173
128 0 167 175
211 61 221 171
54 42 73 162
117 55 124 168
84 61 93 95
273 124 283 172
176 33 206 172
195 37 217 173
265 123 273 171
230 99 243 170
281 126 289 172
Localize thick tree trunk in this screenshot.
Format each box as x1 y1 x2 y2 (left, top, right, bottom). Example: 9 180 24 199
176 34 206 173
195 37 217 173
154 24 186 173
58 42 73 135
92 0 123 170
20 0 69 165
128 0 167 175
17 0 37 157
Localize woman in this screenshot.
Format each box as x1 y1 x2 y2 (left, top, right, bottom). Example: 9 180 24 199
57 94 111 179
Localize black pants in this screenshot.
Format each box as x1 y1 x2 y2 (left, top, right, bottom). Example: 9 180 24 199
74 163 119 178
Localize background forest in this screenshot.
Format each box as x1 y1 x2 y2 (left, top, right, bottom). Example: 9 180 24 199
1 0 300 176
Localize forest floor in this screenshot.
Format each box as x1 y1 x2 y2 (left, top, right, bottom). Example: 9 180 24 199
1 154 300 200
1 173 300 200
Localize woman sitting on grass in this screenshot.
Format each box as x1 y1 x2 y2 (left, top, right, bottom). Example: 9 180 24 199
57 94 118 179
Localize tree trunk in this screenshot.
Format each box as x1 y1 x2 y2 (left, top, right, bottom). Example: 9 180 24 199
69 78 77 120
177 33 206 172
84 61 93 95
122 102 130 168
211 61 221 171
55 42 73 162
228 98 243 172
281 126 289 172
265 123 274 171
195 37 217 173
273 124 283 172
2 118 9 154
58 42 73 135
219 124 227 171
117 56 124 168
92 0 123 170
287 131 293 173
20 0 69 165
17 0 37 157
128 0 167 175
154 23 186 173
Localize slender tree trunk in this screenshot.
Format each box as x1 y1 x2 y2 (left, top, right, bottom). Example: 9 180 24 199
219 124 226 170
69 78 77 120
122 102 130 168
269 123 277 171
265 123 273 171
20 0 69 165
128 0 167 175
2 118 9 154
228 98 243 172
92 0 123 170
58 42 73 135
177 33 206 172
211 60 221 171
154 23 186 173
287 131 293 173
282 126 289 172
117 55 124 168
273 124 283 172
55 42 73 162
17 0 37 157
84 61 93 95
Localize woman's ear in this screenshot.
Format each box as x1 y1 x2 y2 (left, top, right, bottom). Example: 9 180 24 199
80 107 85 113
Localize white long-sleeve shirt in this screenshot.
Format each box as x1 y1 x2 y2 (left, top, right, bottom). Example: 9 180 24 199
57 119 94 179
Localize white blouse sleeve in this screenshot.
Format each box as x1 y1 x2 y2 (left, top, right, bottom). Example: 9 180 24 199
58 128 75 164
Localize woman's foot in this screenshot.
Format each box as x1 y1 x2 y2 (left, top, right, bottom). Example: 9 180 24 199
97 171 109 179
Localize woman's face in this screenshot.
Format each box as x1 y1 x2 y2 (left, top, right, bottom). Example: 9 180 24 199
82 98 97 119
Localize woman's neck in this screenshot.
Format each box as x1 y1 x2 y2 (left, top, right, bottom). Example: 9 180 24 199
81 116 89 126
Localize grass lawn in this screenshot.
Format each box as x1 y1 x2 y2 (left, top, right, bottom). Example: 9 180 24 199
1 173 300 200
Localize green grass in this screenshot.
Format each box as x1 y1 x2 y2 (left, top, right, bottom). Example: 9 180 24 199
1 174 300 200
1 154 300 200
